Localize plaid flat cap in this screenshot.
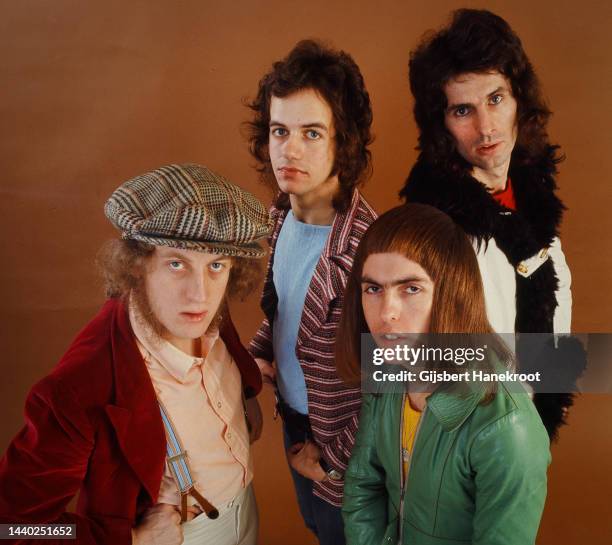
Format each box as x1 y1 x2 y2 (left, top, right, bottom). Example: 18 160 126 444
105 164 271 258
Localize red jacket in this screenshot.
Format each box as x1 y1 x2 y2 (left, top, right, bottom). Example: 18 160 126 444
0 299 261 544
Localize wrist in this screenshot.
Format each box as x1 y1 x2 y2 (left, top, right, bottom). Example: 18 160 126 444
315 463 329 482
319 457 343 482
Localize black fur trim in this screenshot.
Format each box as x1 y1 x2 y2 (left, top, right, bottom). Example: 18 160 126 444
399 157 565 332
519 336 587 440
399 155 565 251
533 393 575 442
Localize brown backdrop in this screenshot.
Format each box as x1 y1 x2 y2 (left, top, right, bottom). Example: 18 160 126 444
1 1 611 544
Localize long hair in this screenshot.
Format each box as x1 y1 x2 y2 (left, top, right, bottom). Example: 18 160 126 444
409 8 562 172
336 203 509 386
246 39 373 212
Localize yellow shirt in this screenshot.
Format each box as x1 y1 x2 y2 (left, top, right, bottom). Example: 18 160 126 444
402 397 422 480
129 305 252 507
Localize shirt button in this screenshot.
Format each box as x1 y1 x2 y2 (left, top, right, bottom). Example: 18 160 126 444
227 432 232 439
217 401 222 408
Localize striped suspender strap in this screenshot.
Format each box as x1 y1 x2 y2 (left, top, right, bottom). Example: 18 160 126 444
157 401 219 520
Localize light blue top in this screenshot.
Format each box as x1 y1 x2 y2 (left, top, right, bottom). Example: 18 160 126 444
272 210 331 415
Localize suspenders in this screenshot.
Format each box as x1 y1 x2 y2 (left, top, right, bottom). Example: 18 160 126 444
158 401 219 521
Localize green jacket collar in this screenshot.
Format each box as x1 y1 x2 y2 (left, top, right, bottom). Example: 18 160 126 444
426 380 488 432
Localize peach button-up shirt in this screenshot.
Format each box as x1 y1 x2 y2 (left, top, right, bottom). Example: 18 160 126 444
129 306 252 507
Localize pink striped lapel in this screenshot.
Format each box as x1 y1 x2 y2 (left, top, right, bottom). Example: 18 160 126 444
296 190 365 350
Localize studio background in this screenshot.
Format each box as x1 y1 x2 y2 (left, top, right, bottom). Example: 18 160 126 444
1 0 610 543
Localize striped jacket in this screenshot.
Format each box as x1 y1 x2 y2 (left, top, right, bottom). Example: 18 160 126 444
250 190 377 506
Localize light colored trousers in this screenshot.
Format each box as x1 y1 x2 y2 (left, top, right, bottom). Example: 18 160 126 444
181 484 258 545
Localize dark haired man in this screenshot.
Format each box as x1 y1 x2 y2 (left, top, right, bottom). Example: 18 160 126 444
400 9 576 439
0 164 270 545
247 40 377 545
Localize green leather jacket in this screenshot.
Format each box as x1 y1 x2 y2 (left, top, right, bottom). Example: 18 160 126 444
342 381 550 545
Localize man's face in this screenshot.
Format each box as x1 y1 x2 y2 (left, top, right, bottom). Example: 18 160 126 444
143 246 231 353
361 252 434 347
268 88 337 201
444 71 518 179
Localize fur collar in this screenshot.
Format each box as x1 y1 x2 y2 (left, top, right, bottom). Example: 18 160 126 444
399 155 568 334
399 156 566 263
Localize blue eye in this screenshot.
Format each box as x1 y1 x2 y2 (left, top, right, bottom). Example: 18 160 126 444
405 285 421 294
306 129 321 140
363 285 381 294
271 127 287 137
209 262 226 272
490 94 503 105
169 261 184 271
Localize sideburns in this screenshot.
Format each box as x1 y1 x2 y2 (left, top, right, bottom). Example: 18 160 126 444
130 285 228 343
130 283 165 340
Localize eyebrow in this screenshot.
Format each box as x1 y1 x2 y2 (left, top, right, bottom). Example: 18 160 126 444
446 86 507 112
361 275 428 287
484 86 507 101
269 120 329 132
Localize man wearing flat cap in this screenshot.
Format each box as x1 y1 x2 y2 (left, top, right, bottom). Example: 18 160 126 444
0 164 271 545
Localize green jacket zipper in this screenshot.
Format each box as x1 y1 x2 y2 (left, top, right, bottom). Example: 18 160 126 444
398 394 426 545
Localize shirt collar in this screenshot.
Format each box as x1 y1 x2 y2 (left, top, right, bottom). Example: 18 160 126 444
128 300 220 383
271 188 364 260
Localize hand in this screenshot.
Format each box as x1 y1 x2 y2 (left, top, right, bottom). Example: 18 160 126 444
132 503 184 545
287 440 327 482
245 396 263 443
255 358 276 386
183 504 202 522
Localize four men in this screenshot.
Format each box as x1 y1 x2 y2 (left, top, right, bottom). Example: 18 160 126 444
0 8 575 544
